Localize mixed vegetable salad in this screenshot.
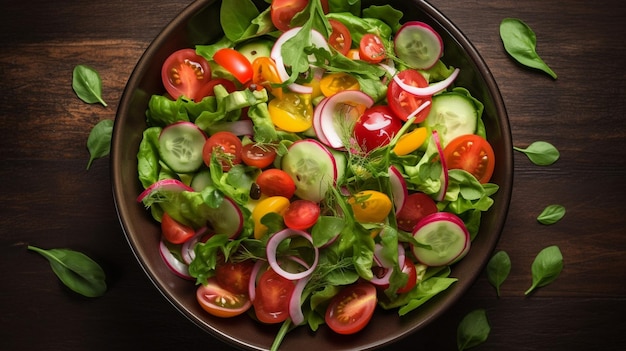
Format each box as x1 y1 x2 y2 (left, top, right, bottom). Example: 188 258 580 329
136 0 499 348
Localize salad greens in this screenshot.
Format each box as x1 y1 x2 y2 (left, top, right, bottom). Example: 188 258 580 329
457 309 491 350
72 64 107 106
486 250 511 297
499 18 557 79
86 119 113 170
537 204 566 225
525 245 563 295
514 140 560 166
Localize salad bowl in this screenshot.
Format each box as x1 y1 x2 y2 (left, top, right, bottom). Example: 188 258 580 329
112 0 513 349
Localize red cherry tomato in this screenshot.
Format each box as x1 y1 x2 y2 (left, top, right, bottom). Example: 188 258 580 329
359 33 386 63
195 77 237 98
396 192 438 232
443 134 496 184
241 143 277 169
283 200 320 230
213 48 253 84
328 19 352 56
387 69 433 123
161 48 212 101
396 258 418 294
255 169 296 198
215 259 255 295
353 105 402 153
196 277 251 318
203 131 243 171
253 269 295 324
271 0 329 32
325 282 377 335
160 212 195 244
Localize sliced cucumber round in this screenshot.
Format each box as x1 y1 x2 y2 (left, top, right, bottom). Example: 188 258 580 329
412 212 470 266
281 139 337 203
158 121 207 174
423 92 478 146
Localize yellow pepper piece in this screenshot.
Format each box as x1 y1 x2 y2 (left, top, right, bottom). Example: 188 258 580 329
251 196 290 239
348 190 392 223
393 127 428 156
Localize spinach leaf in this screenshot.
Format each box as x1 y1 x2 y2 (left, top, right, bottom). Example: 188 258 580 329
86 119 113 170
525 245 563 295
457 309 491 350
28 245 107 297
513 141 560 166
220 0 260 42
137 127 162 188
72 65 107 106
486 250 511 297
537 204 566 225
499 18 557 79
362 5 404 33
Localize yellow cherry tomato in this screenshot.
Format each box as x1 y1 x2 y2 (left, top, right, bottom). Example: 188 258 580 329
268 92 313 132
320 72 360 97
348 190 392 223
251 57 283 99
393 127 428 156
251 196 290 239
346 49 360 60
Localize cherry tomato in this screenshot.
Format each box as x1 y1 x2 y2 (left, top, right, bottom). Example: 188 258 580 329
241 143 277 169
251 196 291 239
396 258 418 294
268 92 313 132
195 77 237 98
319 72 360 97
283 200 320 230
255 169 296 198
253 269 295 324
213 48 253 84
393 127 428 156
160 212 195 244
196 278 251 318
215 259 255 295
325 282 377 335
353 105 402 153
396 192 438 232
271 0 329 32
251 57 283 99
443 134 496 184
203 131 242 171
161 48 212 101
387 69 432 123
348 190 392 223
359 33 386 63
328 19 352 56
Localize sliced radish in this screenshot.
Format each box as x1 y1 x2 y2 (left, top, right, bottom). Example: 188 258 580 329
315 90 374 149
136 179 194 203
432 130 449 202
380 63 460 97
289 276 311 325
411 212 470 267
370 244 406 287
394 21 443 70
312 96 331 145
266 228 319 281
180 227 208 265
388 165 408 214
204 196 244 239
159 240 193 280
248 260 266 302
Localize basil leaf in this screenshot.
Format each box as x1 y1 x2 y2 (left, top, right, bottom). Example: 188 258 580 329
72 65 107 106
86 119 113 170
28 246 107 297
537 204 566 225
457 309 491 351
513 141 560 166
486 250 511 297
525 245 563 295
220 0 260 42
499 18 557 79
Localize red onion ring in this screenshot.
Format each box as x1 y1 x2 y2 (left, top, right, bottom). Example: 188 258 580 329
266 229 319 281
289 276 311 326
379 63 460 97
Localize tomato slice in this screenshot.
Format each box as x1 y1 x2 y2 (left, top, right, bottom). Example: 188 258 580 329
203 131 243 171
196 278 251 318
328 19 352 56
161 48 212 101
251 57 283 98
396 192 438 232
319 72 360 97
213 48 253 84
253 269 295 324
325 282 377 335
215 259 255 295
283 200 320 230
195 77 237 98
160 212 195 244
387 69 432 123
255 169 296 198
270 0 308 32
443 134 496 184
241 143 277 169
268 92 313 132
396 258 418 294
359 33 386 63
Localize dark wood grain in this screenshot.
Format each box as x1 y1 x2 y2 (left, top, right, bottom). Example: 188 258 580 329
1 0 625 350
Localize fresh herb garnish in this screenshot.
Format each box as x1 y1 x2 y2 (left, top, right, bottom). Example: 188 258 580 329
513 141 560 166
486 250 511 297
525 245 563 295
537 204 566 225
499 18 557 79
72 64 107 106
86 119 113 170
457 309 491 351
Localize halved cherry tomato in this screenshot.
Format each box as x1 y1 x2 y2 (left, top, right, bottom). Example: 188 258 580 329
443 134 496 184
396 258 418 294
325 282 377 335
255 169 296 198
160 212 195 244
213 48 253 84
215 259 255 295
328 19 352 56
283 200 320 230
203 131 242 171
196 277 252 318
271 0 329 32
387 69 432 123
253 268 295 324
251 196 291 239
396 192 438 232
359 33 386 63
319 72 360 97
251 57 283 99
353 105 402 153
195 77 237 98
393 127 428 156
241 143 277 169
268 92 313 132
161 48 212 101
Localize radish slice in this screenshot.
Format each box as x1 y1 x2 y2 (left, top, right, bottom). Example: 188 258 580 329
180 227 208 265
315 90 374 149
159 240 193 280
411 212 470 266
312 96 331 145
380 63 460 97
432 130 449 202
136 179 194 203
370 245 407 286
394 21 444 70
289 276 311 325
248 260 266 302
266 229 319 281
206 196 244 239
388 165 408 214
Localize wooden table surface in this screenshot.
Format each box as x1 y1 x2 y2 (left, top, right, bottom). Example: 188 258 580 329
2 0 625 350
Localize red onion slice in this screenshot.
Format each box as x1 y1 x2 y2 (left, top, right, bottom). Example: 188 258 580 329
266 229 319 281
289 276 311 325
379 63 460 97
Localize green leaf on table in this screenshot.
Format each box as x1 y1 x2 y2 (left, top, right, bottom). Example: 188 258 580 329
457 309 490 350
86 119 114 170
513 141 560 166
499 18 557 79
537 204 566 225
72 65 107 106
486 250 511 297
525 245 563 295
28 245 107 297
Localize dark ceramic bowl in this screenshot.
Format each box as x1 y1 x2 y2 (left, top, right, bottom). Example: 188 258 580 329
112 0 513 350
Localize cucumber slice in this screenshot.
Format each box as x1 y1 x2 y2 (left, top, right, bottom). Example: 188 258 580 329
411 212 470 266
237 39 274 63
190 168 213 191
281 139 337 203
394 21 443 70
423 92 478 146
158 122 207 174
